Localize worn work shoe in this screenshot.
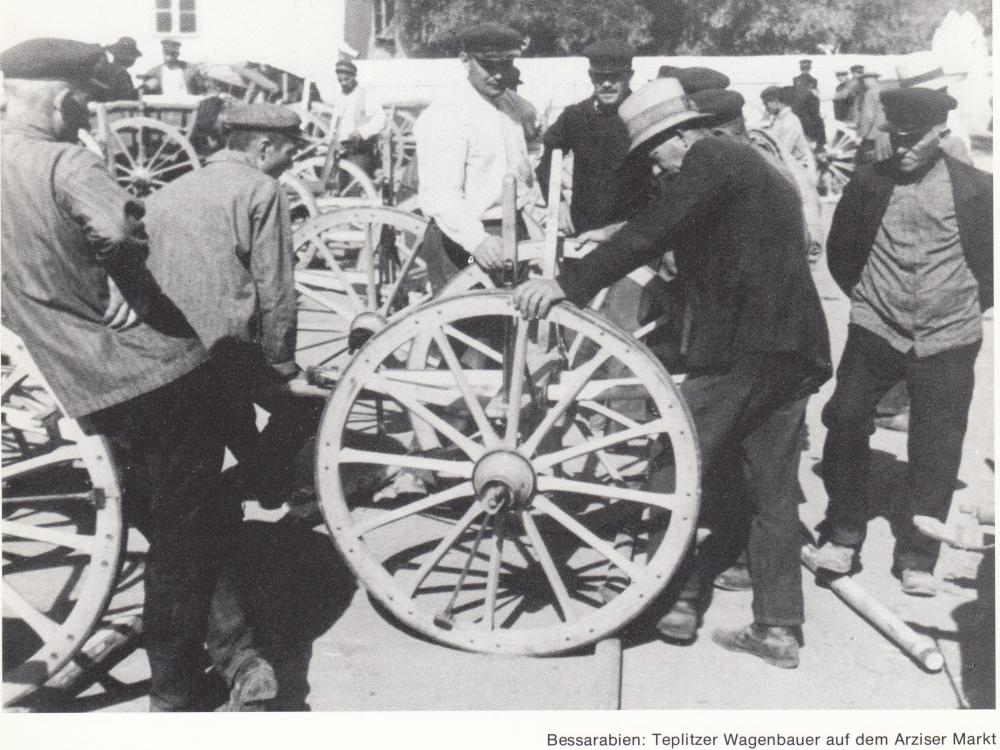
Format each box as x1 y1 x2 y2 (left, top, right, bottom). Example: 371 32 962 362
219 657 278 711
900 569 937 598
712 624 800 669
655 600 699 644
813 541 855 575
713 563 753 592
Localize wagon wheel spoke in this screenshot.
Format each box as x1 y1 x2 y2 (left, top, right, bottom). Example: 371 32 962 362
408 502 483 596
504 316 530 445
367 374 485 460
483 511 507 630
363 225 378 312
108 130 137 169
378 240 425 317
440 324 503 365
520 509 576 622
2 444 78 480
2 580 59 641
339 447 473 478
135 124 147 167
431 330 500 449
3 520 96 553
578 400 641 429
1 492 94 505
521 348 612 456
537 475 675 514
531 494 642 580
148 160 193 179
353 482 475 537
144 129 177 170
533 418 667 470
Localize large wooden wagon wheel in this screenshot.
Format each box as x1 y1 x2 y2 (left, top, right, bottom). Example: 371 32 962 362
294 206 431 373
817 127 859 197
2 330 125 707
279 172 320 231
106 116 201 197
290 155 380 210
314 290 700 654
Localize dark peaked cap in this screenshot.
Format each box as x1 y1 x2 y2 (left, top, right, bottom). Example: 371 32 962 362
583 40 635 73
656 65 730 94
219 103 304 138
0 37 105 81
879 87 957 133
690 88 745 125
459 23 522 59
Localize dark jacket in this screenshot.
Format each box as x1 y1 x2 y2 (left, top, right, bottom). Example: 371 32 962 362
558 136 832 381
827 154 993 311
536 95 649 233
96 61 140 102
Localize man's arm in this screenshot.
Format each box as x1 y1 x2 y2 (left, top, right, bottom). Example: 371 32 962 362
535 108 571 198
248 183 298 379
414 106 489 253
825 173 866 297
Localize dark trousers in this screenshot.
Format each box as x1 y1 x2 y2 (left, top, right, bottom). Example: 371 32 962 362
658 354 814 627
420 216 528 294
821 324 980 572
86 360 255 710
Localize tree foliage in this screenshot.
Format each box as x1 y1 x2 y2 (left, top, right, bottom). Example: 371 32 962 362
393 0 991 57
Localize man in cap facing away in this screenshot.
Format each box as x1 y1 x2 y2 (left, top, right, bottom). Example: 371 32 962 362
145 103 318 521
328 58 386 178
97 35 141 101
139 37 202 96
814 87 992 598
414 22 534 288
515 77 832 668
0 38 258 710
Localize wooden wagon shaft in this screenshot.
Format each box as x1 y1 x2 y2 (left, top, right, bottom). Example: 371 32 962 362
801 544 944 672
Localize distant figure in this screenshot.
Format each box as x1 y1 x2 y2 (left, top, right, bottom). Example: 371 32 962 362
832 69 855 122
851 66 890 164
97 36 141 101
329 59 385 178
793 58 818 92
791 72 826 149
138 38 202 97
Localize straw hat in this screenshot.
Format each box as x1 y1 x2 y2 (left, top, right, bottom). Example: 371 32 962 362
619 77 711 154
895 51 964 91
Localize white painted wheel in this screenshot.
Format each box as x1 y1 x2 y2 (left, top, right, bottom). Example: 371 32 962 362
2 330 124 706
107 116 201 197
314 290 700 655
290 156 380 211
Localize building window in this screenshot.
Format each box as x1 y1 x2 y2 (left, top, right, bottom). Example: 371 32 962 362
374 0 394 36
155 0 197 35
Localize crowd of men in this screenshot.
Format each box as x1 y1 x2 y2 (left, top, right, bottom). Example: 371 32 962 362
0 22 992 711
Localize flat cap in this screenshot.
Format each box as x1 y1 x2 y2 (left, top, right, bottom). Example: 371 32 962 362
849 64 865 73
675 66 730 94
799 59 812 66
335 59 357 74
690 88 745 125
218 103 303 137
583 40 635 73
106 36 141 57
657 64 684 79
879 87 956 133
161 38 182 49
760 85 782 101
459 23 522 60
0 37 105 82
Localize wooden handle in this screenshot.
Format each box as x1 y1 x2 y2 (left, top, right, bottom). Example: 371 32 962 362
542 148 563 278
801 545 944 672
502 173 518 270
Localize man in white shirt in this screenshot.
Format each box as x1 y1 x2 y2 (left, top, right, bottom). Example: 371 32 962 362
414 22 533 290
329 59 386 177
138 38 201 97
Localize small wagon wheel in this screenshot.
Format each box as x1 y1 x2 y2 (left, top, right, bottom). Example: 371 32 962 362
816 127 859 197
290 156 380 211
279 172 320 232
106 116 201 197
2 330 125 707
294 207 431 374
315 290 700 655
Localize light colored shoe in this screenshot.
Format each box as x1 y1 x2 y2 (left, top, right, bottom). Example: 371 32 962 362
712 624 799 669
900 569 937 597
813 541 855 574
655 600 698 643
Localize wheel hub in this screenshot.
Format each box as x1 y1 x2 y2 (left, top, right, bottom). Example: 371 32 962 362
472 450 535 510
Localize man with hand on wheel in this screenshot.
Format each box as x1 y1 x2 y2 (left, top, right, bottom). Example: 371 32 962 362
513 77 832 669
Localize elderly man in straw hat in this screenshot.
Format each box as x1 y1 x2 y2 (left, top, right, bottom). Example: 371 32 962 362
813 86 992 598
0 38 266 710
514 77 832 668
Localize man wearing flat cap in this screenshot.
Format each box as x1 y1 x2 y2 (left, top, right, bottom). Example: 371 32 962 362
515 77 831 668
814 87 992 598
832 69 857 123
97 35 141 101
1 37 253 710
328 58 386 179
852 69 890 164
139 37 202 97
145 103 316 526
793 59 818 92
414 22 534 286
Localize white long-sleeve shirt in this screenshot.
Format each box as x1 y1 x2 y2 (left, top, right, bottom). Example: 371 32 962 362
331 85 386 142
414 78 533 253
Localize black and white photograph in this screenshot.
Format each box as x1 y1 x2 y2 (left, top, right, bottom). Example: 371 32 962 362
0 0 995 743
